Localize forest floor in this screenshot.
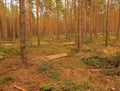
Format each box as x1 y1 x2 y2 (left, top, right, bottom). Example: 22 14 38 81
0 35 120 91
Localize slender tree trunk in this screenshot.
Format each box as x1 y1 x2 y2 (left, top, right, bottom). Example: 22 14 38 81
3 0 8 41
77 0 82 52
105 0 109 46
36 0 40 46
73 0 77 45
117 3 120 40
19 0 28 67
56 0 59 40
0 16 1 42
65 0 68 40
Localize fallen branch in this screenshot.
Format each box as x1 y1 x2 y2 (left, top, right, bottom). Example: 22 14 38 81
14 84 26 91
0 66 21 76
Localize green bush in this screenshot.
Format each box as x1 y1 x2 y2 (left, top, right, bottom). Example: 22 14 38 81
81 54 120 69
81 56 104 68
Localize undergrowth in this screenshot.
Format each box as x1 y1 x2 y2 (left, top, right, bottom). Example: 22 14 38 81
39 80 93 91
0 46 20 57
81 53 120 69
38 61 61 80
0 76 13 85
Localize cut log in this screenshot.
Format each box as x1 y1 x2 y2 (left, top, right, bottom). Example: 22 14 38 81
1 44 13 46
63 42 75 45
30 57 47 63
14 84 26 91
0 66 19 75
30 53 68 63
0 55 3 60
45 53 68 60
110 88 115 91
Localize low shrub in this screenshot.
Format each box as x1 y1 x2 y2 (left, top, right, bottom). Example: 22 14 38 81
81 56 104 68
81 54 120 69
68 48 77 56
83 39 93 44
102 70 120 76
38 61 61 80
39 80 93 91
0 46 20 56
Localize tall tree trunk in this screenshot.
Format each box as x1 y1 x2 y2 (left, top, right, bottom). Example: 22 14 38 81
56 0 59 40
11 0 15 40
36 0 40 46
117 3 120 40
3 0 8 41
65 0 68 40
77 0 82 52
19 0 28 67
73 0 77 45
105 0 109 46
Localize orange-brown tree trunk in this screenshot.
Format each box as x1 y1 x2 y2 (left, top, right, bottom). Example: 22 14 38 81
19 0 28 67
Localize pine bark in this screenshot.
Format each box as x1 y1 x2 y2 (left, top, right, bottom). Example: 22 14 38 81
19 0 28 67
